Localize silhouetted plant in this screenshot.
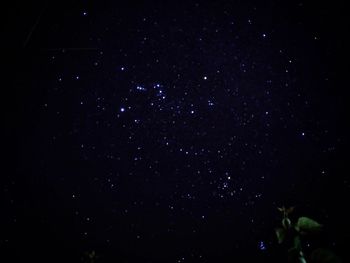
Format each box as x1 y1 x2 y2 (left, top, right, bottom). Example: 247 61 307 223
275 206 341 263
82 250 99 263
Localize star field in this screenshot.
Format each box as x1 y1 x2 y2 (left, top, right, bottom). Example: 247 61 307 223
6 1 349 262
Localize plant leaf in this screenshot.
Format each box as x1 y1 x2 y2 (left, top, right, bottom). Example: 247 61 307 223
296 217 323 233
282 217 292 229
275 227 286 244
286 206 295 214
293 236 302 251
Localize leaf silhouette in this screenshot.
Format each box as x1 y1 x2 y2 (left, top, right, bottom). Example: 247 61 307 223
286 206 295 214
282 217 292 229
275 227 286 244
296 217 323 233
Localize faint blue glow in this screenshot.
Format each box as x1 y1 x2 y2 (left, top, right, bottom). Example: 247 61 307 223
258 241 267 251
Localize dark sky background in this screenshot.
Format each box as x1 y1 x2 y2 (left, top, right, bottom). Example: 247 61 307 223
5 0 349 262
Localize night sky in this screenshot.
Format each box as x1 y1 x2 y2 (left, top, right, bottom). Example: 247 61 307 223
5 1 349 262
